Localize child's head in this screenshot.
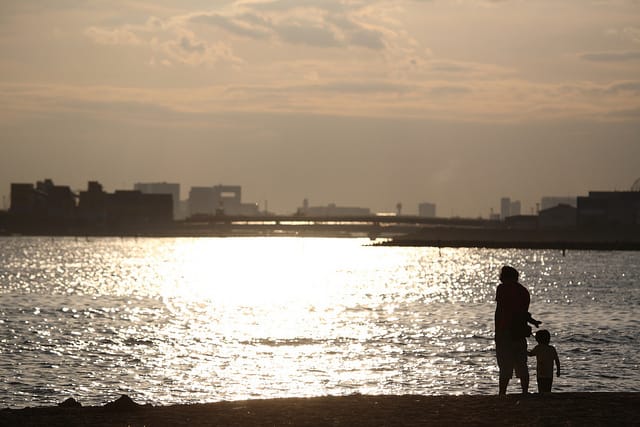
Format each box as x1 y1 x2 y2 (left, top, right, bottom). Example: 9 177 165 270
535 329 551 345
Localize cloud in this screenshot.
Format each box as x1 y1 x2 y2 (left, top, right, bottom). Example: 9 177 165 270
85 16 242 67
190 13 271 39
605 81 640 94
623 26 640 43
85 26 143 46
187 1 389 50
429 85 472 96
274 23 339 47
348 27 385 49
605 107 640 120
4 76 639 126
179 35 206 54
309 81 414 94
579 50 640 62
606 26 640 44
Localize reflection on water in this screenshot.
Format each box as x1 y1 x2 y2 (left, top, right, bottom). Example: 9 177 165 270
1 237 639 407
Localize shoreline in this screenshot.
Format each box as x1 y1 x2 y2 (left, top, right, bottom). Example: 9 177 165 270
3 232 640 251
2 392 638 426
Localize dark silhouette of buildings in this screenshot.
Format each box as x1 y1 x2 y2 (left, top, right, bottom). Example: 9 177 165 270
10 179 172 232
541 196 576 211
539 204 577 229
108 190 172 226
10 179 76 224
134 182 181 219
577 191 640 228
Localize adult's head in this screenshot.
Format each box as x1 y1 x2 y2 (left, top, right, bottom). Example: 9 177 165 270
499 265 519 284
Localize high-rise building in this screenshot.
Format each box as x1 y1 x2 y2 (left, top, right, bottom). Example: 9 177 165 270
510 200 521 216
500 197 511 219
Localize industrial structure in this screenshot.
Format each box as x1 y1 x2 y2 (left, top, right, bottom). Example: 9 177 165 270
188 185 258 217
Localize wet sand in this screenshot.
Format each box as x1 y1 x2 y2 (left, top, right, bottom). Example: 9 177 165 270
1 392 638 426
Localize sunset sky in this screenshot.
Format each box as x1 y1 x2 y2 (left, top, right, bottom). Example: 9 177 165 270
1 0 639 216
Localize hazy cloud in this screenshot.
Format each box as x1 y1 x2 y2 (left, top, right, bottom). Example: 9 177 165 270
190 13 271 39
85 16 242 67
188 1 389 50
275 23 340 47
605 81 640 94
85 27 144 46
580 50 640 62
606 26 640 43
429 85 472 96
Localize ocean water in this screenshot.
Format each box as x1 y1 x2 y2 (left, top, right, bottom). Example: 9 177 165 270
1 236 639 407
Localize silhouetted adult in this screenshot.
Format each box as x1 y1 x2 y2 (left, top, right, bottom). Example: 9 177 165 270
494 266 541 395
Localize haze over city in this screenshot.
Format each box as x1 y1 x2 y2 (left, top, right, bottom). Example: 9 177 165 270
1 1 639 217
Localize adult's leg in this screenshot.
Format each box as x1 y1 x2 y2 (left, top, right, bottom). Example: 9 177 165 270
499 376 510 395
513 338 529 394
496 340 513 395
520 372 529 394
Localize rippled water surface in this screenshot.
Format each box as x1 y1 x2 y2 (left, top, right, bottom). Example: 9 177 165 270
1 236 639 407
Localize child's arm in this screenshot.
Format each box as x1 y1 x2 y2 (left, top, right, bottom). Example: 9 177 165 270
555 351 561 377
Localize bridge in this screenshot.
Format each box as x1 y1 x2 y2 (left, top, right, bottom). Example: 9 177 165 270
179 214 499 238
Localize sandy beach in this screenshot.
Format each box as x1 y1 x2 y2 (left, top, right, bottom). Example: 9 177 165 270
1 392 638 426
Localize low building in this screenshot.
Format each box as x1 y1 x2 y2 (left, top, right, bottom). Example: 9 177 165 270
539 204 576 229
418 202 436 218
189 187 215 216
79 182 172 227
10 183 37 216
134 182 181 219
107 190 172 226
11 179 76 222
37 180 76 221
77 181 108 226
541 196 576 211
577 191 640 228
298 201 370 217
504 215 538 230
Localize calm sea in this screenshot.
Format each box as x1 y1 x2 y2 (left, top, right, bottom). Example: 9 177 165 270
1 236 639 407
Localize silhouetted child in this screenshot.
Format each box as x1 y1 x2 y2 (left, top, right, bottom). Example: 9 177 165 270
528 329 561 393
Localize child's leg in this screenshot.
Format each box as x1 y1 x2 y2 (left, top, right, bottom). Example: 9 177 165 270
537 377 552 393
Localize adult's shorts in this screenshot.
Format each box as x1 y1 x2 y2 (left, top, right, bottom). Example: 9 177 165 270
496 338 528 379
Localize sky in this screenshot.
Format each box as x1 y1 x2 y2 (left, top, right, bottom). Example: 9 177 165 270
1 0 639 217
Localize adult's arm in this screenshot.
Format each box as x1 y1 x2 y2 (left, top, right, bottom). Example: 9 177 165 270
527 312 542 327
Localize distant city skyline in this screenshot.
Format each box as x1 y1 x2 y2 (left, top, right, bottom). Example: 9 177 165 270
1 1 639 217
3 176 639 218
